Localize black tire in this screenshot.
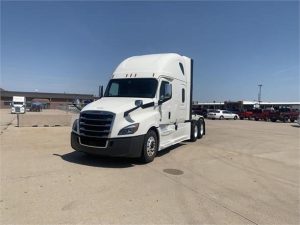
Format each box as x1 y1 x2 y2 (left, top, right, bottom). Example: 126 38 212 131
219 115 224 120
240 117 244 120
290 119 295 123
283 116 289 123
248 117 251 120
271 118 277 122
190 121 198 142
197 119 204 139
255 118 259 121
234 116 238 120
140 130 158 163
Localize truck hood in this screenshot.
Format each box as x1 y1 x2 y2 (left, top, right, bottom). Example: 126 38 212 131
81 97 154 114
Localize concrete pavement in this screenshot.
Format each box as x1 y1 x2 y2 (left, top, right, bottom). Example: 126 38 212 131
1 113 299 224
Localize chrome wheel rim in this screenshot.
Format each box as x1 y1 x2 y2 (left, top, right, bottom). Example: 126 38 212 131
194 126 198 138
146 136 156 157
200 124 204 135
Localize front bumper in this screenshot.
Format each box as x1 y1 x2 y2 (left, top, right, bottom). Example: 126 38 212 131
71 132 145 158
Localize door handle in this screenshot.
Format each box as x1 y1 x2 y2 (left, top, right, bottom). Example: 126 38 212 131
168 112 171 119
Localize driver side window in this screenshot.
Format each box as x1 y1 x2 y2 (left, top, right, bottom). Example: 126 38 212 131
159 81 172 102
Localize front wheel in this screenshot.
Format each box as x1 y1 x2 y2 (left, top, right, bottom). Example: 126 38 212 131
283 116 289 123
140 130 158 163
219 115 224 120
234 116 238 120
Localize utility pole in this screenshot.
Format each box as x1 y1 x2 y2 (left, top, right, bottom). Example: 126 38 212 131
258 84 263 105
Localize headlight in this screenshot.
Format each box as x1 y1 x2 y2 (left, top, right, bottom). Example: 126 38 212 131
118 123 139 135
72 119 79 133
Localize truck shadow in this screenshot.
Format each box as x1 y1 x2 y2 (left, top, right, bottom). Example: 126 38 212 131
53 152 137 168
53 143 185 168
291 124 300 128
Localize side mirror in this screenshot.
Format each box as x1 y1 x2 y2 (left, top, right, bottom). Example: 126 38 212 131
158 95 165 105
135 100 143 107
75 99 80 105
73 98 82 111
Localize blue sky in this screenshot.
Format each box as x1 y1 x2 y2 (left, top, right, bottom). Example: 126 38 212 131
1 1 299 102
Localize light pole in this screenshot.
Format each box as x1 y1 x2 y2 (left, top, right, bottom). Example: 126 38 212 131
258 84 262 105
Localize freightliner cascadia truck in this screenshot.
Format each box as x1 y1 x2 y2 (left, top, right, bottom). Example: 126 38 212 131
71 53 205 163
11 96 26 114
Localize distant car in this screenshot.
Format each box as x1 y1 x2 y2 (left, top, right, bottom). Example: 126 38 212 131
30 102 43 112
207 110 239 120
192 109 211 118
269 107 299 123
238 110 253 120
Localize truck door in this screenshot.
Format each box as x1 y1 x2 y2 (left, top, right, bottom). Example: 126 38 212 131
158 79 173 124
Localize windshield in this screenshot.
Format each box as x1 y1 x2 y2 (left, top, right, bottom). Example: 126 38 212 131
104 78 158 98
13 102 24 105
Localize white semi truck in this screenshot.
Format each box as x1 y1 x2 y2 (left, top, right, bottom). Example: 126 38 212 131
11 96 26 114
71 53 205 163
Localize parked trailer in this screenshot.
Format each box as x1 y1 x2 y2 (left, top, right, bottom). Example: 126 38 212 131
71 53 205 163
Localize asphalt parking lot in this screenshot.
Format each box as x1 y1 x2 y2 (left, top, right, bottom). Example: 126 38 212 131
1 109 299 224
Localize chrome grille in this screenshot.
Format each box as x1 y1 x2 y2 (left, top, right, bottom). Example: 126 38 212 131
79 111 114 138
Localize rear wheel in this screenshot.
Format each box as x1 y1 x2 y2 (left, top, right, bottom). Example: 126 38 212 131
283 116 289 123
140 130 158 163
190 121 198 142
219 115 224 120
255 118 259 121
197 119 204 139
290 119 295 123
234 116 238 120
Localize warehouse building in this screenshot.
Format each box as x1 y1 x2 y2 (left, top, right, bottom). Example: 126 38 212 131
0 88 95 109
